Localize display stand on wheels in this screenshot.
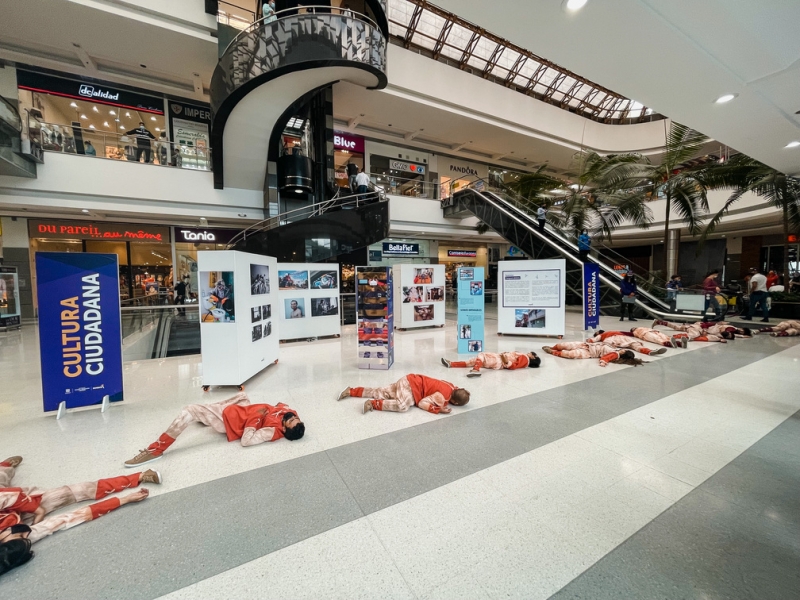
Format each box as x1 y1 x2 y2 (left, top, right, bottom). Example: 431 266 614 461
276 263 341 342
197 250 279 391
497 259 566 338
392 263 445 329
357 267 394 370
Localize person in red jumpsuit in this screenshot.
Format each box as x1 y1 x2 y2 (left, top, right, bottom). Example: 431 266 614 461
124 393 304 467
440 351 540 377
337 374 470 414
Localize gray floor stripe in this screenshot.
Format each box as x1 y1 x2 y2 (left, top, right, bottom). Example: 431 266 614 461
1 337 793 600
549 409 800 600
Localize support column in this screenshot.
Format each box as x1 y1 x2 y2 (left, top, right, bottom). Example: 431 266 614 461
666 228 680 278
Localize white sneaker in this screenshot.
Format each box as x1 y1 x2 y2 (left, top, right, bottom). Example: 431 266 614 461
337 387 350 401
363 400 374 414
651 319 659 328
467 370 481 377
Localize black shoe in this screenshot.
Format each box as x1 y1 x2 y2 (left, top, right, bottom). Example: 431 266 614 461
760 319 769 323
619 318 625 321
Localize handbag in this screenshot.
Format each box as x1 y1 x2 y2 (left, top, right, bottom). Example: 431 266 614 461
622 295 636 304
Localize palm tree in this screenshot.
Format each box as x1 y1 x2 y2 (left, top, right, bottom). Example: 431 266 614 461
700 154 800 285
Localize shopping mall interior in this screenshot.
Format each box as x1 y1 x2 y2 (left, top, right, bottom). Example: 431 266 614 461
0 1 798 599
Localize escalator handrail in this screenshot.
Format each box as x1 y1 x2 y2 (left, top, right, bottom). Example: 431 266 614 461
457 188 692 319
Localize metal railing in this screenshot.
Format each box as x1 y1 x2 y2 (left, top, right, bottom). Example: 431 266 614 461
0 97 22 133
217 0 256 30
368 171 439 199
26 118 212 171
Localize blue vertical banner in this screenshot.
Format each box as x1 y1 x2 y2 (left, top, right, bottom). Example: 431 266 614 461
583 261 600 330
457 267 485 353
36 252 124 412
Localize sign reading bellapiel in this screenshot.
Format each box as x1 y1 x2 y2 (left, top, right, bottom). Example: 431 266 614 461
35 252 123 412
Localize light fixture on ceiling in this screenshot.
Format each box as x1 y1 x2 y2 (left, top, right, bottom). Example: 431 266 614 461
80 114 87 120
125 112 131 118
119 125 125 130
103 122 109 127
155 127 160 132
563 0 588 12
715 93 738 104
109 110 116 116
70 102 78 108
150 116 157 121
92 106 99 113
785 141 800 149
89 124 95 129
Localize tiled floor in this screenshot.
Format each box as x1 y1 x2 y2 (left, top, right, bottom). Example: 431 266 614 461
0 314 798 599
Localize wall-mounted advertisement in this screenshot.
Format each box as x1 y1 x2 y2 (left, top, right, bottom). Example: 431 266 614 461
199 271 235 322
35 253 123 412
457 266 484 353
498 259 565 337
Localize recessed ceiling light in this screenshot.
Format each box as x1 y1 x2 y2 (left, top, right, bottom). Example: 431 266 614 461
103 122 109 127
155 127 160 132
715 93 737 104
150 116 157 121
109 110 116 116
89 124 95 129
92 106 99 112
563 0 588 12
786 141 800 149
70 102 78 108
80 114 87 119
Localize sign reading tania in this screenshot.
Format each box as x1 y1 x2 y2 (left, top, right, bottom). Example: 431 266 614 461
177 227 240 244
36 253 124 412
32 220 169 242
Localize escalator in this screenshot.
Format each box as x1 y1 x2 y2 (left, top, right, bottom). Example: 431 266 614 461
447 183 697 320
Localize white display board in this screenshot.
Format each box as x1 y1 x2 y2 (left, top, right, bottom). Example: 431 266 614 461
497 259 566 337
392 263 446 329
277 263 341 341
198 250 279 387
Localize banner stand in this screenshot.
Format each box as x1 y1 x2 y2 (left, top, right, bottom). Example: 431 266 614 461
56 394 112 420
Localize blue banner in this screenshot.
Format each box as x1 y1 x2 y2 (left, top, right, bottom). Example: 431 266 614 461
36 252 124 412
583 262 600 330
457 267 485 353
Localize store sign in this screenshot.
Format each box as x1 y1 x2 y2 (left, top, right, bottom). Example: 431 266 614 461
383 242 419 255
31 220 169 242
583 262 600 331
177 227 240 245
442 158 488 181
448 249 477 258
389 159 425 174
35 252 124 412
169 100 211 124
612 263 630 275
17 70 164 114
333 132 364 153
450 165 479 176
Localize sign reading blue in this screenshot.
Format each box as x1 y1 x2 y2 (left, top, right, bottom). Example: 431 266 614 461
382 242 419 255
36 253 124 412
457 267 485 353
582 262 600 330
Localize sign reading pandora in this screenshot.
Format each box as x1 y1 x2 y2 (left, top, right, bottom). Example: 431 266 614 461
36 252 124 412
333 131 365 153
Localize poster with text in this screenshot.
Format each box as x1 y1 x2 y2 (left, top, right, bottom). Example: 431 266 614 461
35 252 123 412
583 262 600 330
199 271 235 322
502 269 561 308
498 259 565 337
457 266 485 353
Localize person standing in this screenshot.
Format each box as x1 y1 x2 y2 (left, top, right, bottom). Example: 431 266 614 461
666 274 683 302
536 205 547 232
577 229 591 262
743 267 769 322
262 0 276 22
83 140 97 156
355 168 371 201
174 276 187 316
766 270 780 289
346 161 359 194
619 272 638 322
125 121 157 163
701 269 722 322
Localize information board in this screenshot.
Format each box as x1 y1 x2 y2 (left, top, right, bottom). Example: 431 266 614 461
583 262 600 330
457 267 485 353
497 259 566 337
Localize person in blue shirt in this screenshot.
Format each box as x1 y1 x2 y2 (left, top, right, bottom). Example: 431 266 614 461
619 272 638 322
577 229 591 262
665 274 683 302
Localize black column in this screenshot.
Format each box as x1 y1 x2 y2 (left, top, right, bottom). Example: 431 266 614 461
309 85 335 203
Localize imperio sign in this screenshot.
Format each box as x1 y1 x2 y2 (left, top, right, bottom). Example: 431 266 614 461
30 220 170 242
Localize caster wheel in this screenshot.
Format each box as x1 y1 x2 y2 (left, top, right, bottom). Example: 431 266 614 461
238 385 245 392
202 386 210 392
274 359 279 364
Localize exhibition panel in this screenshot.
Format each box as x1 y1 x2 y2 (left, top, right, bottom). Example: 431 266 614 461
197 250 278 388
498 259 566 337
0 266 21 328
277 263 341 341
393 263 445 329
357 266 394 370
456 266 485 354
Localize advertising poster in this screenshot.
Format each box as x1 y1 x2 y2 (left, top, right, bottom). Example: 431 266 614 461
35 252 123 412
457 266 485 353
199 271 235 322
583 262 600 330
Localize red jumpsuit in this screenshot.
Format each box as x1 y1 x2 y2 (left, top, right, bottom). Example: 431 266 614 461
587 331 658 355
761 320 800 336
0 460 140 544
546 342 624 367
349 374 457 414
631 327 679 347
450 351 530 371
656 320 728 342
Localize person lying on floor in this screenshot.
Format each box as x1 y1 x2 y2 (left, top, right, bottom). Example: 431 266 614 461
542 343 647 367
759 319 800 336
647 321 733 343
124 393 304 467
0 456 156 575
337 374 470 414
631 326 687 349
652 319 751 338
440 351 540 377
587 330 667 356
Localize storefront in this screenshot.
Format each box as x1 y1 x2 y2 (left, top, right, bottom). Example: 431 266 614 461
438 243 489 288
173 226 242 301
333 131 365 192
366 239 437 267
28 219 172 305
437 156 489 200
167 98 212 170
366 141 433 198
17 70 168 164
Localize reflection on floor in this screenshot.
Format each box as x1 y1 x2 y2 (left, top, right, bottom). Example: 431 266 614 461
0 313 797 599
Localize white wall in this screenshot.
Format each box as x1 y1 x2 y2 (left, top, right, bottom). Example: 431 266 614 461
77 0 216 35
0 217 29 248
388 195 504 242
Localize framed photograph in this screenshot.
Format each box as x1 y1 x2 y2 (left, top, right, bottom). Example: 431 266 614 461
459 268 474 280
470 281 483 295
402 286 424 303
468 340 482 352
310 270 338 289
251 324 262 342
311 297 339 317
413 304 434 322
262 304 271 319
278 270 309 290
413 268 433 284
263 321 272 337
199 271 235 323
459 324 472 339
251 306 262 323
514 308 546 328
284 298 305 319
426 286 444 302
250 264 270 295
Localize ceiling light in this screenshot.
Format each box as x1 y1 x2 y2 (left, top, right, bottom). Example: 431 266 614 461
93 106 99 113
150 116 157 121
89 124 95 129
103 121 109 127
119 125 125 130
109 110 116 116
70 102 78 108
715 93 737 104
80 114 87 119
155 127 160 132
563 0 588 12
785 141 800 149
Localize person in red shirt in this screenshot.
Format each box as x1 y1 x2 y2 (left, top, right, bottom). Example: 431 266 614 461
337 374 470 414
123 393 304 467
766 270 780 289
440 351 540 377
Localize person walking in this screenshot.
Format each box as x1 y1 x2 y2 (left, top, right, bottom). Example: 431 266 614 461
619 272 638 322
346 161 359 194
536 205 547 233
665 274 683 302
355 168 371 201
701 269 722 322
577 230 591 262
742 267 769 323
